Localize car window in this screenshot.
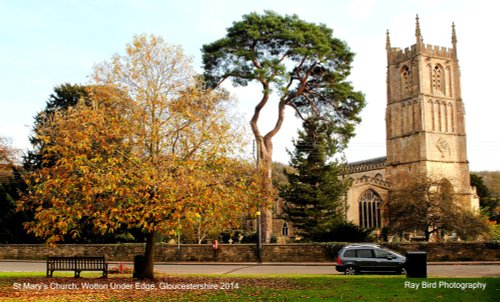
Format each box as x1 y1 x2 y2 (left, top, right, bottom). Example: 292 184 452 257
356 249 374 258
344 250 356 257
374 248 391 258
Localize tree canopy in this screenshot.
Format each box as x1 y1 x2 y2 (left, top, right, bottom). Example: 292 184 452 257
386 177 489 241
471 173 499 223
203 11 364 145
18 35 263 279
24 84 90 171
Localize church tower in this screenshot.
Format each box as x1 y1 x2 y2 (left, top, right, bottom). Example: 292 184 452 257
385 16 478 210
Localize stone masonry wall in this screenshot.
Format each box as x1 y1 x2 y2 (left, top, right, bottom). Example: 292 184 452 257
0 242 498 262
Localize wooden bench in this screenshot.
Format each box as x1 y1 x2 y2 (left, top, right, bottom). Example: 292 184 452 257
47 256 108 278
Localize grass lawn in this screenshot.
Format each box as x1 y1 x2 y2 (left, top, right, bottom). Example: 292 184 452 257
0 273 497 301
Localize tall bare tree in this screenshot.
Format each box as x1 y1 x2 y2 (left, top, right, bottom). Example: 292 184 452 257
386 177 489 241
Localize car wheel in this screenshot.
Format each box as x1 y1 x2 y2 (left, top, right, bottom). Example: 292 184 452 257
344 265 357 275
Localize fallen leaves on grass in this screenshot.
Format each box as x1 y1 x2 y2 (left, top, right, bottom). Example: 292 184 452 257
0 275 299 301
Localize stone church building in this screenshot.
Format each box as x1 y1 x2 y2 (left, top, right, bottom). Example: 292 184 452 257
274 17 479 240
345 16 479 231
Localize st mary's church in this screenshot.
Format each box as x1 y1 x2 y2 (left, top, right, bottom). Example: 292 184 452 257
274 17 479 240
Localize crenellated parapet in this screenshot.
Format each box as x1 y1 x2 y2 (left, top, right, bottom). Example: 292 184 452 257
387 15 457 65
388 44 455 65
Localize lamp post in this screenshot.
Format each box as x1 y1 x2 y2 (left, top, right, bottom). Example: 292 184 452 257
176 219 181 261
254 139 263 263
256 210 262 263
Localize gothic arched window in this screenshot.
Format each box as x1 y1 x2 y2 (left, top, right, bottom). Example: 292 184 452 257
432 64 445 94
359 189 383 229
438 178 454 195
400 65 411 95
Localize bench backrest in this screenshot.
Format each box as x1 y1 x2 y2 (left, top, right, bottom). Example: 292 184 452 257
47 256 106 270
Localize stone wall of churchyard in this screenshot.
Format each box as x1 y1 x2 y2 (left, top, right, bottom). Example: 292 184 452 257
0 242 498 262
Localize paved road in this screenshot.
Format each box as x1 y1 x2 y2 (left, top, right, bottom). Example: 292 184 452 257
155 264 500 278
1 261 499 277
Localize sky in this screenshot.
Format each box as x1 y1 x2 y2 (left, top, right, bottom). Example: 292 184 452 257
1 0 499 171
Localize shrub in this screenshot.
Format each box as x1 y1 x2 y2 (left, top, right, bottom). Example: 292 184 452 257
312 222 373 242
108 263 133 275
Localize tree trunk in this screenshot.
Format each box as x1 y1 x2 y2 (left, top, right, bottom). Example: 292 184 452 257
143 232 156 279
257 138 274 243
250 87 287 243
261 204 273 243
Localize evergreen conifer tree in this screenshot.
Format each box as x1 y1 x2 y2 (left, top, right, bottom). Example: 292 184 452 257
24 83 89 171
280 118 350 240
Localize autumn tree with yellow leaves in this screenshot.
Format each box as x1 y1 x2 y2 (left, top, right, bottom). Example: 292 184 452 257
18 35 265 279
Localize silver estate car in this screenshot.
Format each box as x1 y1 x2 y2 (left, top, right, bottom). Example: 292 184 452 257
335 244 406 275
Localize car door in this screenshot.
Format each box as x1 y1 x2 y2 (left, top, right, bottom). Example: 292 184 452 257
373 248 399 272
355 249 377 272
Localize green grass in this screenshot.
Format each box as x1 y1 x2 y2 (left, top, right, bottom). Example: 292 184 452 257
180 276 499 302
0 273 497 301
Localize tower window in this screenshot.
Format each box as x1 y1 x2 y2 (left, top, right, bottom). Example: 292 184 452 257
359 189 382 229
432 65 445 94
400 66 412 95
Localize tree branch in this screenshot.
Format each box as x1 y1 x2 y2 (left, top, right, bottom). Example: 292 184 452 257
264 98 286 141
250 82 270 140
287 102 306 121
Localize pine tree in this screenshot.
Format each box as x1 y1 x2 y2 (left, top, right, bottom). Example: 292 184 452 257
203 11 365 242
280 118 350 240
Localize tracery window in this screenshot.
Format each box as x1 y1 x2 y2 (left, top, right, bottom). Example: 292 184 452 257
359 189 382 229
401 65 412 95
432 64 445 94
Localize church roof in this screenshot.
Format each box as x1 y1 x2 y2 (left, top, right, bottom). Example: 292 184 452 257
348 156 386 173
